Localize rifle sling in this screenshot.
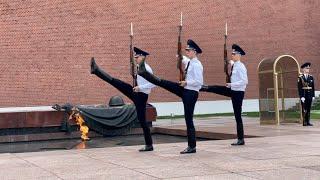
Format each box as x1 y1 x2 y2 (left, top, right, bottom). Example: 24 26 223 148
229 64 234 78
184 61 190 79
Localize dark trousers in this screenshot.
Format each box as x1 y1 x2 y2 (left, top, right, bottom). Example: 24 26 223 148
231 90 245 140
182 89 198 148
200 85 245 140
146 78 198 148
301 97 313 125
94 71 153 146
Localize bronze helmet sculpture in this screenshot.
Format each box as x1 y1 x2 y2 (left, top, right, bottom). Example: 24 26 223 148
108 95 125 107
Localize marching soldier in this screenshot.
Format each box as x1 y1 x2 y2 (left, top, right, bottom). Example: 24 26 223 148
138 39 203 154
298 62 315 126
90 47 156 152
201 44 248 146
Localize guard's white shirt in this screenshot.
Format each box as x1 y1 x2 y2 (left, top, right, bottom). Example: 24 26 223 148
182 56 204 92
137 63 156 94
230 61 248 91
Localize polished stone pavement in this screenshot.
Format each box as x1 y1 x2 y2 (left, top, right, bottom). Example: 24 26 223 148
1 118 320 180
154 117 320 138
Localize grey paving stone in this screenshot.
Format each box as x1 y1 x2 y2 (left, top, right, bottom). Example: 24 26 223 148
240 167 320 180
134 163 227 179
0 166 56 180
1 117 320 179
167 173 258 180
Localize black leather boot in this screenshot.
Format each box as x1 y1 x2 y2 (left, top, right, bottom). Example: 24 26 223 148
90 57 113 82
200 85 209 91
307 119 313 126
90 57 98 74
303 117 307 126
138 60 161 84
139 145 154 152
231 139 245 146
180 146 196 154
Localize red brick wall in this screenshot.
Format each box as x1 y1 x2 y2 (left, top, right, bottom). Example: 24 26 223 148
0 0 319 107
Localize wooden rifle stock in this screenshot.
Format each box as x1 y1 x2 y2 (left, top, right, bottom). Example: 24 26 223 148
177 25 185 81
130 34 137 87
224 34 230 83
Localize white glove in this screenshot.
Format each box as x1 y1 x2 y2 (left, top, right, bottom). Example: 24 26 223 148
313 97 315 100
301 97 305 102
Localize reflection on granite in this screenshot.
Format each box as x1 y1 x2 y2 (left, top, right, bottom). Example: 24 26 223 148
0 134 208 153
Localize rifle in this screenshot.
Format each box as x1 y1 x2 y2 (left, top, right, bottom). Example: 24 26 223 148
224 22 231 83
177 12 185 81
130 23 137 87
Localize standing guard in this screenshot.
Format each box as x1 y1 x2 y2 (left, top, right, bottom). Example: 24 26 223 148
90 47 156 152
201 44 248 146
298 62 315 126
138 39 203 154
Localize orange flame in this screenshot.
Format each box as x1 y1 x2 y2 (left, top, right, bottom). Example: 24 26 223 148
69 109 90 141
